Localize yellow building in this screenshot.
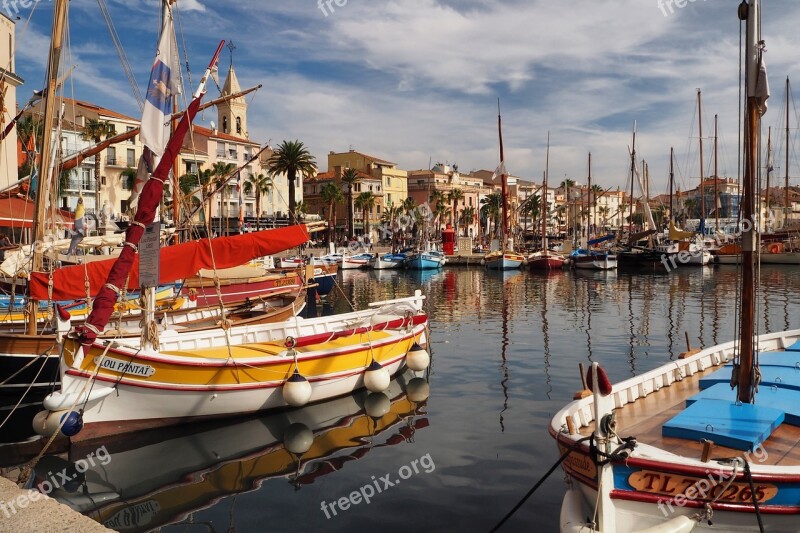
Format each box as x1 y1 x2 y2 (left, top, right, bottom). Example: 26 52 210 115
327 149 408 209
0 14 23 191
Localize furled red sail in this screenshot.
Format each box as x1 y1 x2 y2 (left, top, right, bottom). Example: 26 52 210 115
29 224 310 300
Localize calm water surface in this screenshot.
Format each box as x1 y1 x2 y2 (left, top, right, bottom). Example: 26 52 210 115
18 265 800 532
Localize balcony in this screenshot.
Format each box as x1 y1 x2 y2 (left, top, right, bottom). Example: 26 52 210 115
106 157 122 167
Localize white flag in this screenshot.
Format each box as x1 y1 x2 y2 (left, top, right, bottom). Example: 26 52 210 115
131 6 182 206
490 162 507 181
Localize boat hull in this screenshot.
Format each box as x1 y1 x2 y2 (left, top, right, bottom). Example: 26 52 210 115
181 271 302 306
405 254 444 270
528 253 565 271
42 292 429 441
484 252 525 270
572 253 618 270
551 328 800 532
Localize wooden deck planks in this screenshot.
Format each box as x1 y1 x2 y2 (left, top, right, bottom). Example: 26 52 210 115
580 361 800 467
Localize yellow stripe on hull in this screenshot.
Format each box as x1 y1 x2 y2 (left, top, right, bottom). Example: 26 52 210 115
62 329 421 389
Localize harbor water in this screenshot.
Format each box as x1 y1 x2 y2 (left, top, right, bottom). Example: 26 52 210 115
4 264 800 532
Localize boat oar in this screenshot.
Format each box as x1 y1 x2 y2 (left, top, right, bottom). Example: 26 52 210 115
573 362 592 399
680 331 702 359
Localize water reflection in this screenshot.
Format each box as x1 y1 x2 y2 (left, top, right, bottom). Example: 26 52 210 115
45 372 428 532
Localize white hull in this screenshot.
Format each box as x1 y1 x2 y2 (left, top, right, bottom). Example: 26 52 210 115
372 257 404 270
552 328 800 532
57 351 411 426
572 255 618 270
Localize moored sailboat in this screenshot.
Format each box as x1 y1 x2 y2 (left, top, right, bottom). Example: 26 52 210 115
550 3 800 531
485 101 524 270
529 133 565 271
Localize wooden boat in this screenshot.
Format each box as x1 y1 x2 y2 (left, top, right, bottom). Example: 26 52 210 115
405 251 445 270
571 236 618 270
0 289 306 396
37 291 428 441
47 373 429 529
180 264 303 306
29 44 428 442
529 133 565 271
485 102 524 271
341 252 373 270
552 4 796 530
372 252 406 270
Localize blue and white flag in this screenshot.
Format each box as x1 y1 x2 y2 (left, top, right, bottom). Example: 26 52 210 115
131 4 182 206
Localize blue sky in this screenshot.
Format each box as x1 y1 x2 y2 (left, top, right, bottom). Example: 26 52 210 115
11 0 800 194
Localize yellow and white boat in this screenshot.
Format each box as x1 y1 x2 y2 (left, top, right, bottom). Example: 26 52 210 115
36 291 429 441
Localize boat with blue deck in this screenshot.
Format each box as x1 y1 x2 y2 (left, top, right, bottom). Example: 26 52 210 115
550 3 798 530
404 251 445 270
372 252 407 270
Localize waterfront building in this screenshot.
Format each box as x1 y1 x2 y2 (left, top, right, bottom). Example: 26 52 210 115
408 164 482 238
1 14 22 191
327 149 408 209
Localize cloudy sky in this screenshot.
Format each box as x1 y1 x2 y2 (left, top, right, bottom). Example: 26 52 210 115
10 0 800 194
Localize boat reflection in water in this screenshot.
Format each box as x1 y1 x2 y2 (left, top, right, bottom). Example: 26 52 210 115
41 371 429 532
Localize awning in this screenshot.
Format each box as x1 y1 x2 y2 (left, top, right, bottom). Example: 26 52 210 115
0 194 75 229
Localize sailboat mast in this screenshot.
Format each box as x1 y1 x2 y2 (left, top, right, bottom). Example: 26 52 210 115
738 0 764 403
787 77 791 227
766 127 772 227
669 147 674 225
714 114 719 234
498 100 508 246
698 89 706 235
27 0 68 335
543 132 550 251
629 127 636 235
587 152 592 239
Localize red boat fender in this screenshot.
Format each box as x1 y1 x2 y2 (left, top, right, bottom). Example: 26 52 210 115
586 364 612 396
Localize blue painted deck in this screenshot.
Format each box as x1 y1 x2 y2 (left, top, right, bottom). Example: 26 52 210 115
786 340 800 352
700 365 800 391
688 383 800 426
663 399 785 451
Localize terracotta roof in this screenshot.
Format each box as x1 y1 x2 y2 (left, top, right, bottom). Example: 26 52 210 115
339 151 396 166
60 97 138 122
192 125 259 145
311 169 376 182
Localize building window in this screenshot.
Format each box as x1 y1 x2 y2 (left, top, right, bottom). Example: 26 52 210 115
387 194 392 204
120 200 129 213
387 177 391 186
217 143 225 158
127 149 135 167
236 117 242 134
126 126 135 143
107 147 116 166
222 116 228 134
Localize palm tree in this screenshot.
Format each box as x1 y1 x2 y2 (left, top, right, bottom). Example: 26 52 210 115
354 191 376 241
211 162 236 234
341 168 360 239
448 188 464 233
480 192 502 240
598 206 610 229
459 206 476 237
266 140 317 225
559 178 576 190
246 173 273 229
521 194 541 236
81 119 115 210
320 181 344 245
429 190 447 232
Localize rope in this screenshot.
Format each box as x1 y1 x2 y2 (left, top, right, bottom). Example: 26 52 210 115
490 436 592 532
18 339 115 487
0 350 52 430
742 460 765 533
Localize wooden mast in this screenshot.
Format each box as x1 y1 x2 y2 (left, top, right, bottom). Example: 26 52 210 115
27 0 69 335
587 152 592 241
738 0 764 403
698 89 706 236
543 132 550 252
786 77 791 228
669 147 674 227
766 126 772 230
629 126 636 235
498 99 508 251
714 114 719 234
